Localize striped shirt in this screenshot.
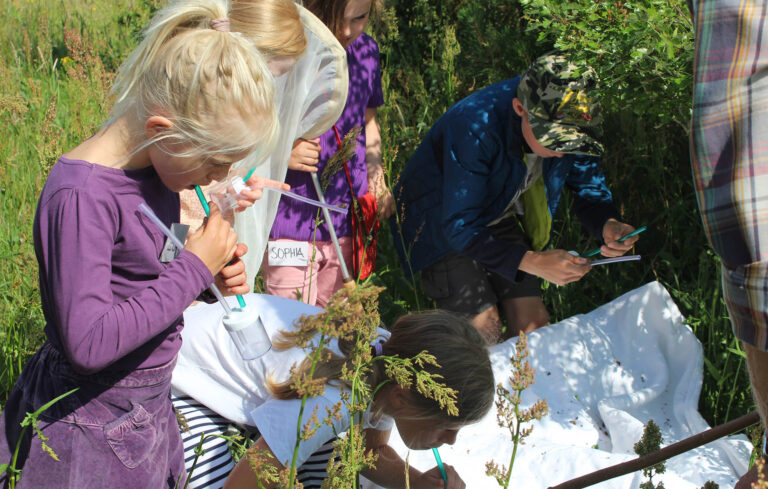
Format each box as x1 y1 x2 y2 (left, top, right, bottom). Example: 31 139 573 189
173 396 336 489
690 0 768 348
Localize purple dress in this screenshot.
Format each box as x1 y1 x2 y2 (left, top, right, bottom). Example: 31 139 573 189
269 33 384 242
0 157 213 488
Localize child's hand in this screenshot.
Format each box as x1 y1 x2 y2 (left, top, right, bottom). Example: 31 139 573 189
288 138 321 173
600 219 638 257
377 188 395 219
184 203 239 276
367 164 395 219
215 243 249 296
412 464 465 489
236 175 290 210
519 249 591 286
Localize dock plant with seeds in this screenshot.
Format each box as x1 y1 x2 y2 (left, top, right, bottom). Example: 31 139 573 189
486 333 548 488
634 419 665 489
751 457 768 489
175 430 249 489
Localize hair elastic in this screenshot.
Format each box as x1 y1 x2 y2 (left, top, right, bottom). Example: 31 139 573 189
210 18 230 32
373 341 384 357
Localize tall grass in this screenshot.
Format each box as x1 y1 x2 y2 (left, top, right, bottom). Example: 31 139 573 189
0 0 753 436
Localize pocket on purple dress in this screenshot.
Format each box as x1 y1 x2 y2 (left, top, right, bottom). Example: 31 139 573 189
104 403 157 469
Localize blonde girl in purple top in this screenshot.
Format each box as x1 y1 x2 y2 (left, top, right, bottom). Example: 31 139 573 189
0 1 286 487
263 0 395 307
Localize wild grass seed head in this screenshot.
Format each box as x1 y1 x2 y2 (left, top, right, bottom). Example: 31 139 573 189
320 125 362 192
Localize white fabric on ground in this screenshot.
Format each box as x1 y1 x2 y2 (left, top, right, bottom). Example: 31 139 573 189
362 281 751 489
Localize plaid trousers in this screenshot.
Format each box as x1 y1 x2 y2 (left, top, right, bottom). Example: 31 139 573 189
690 0 768 349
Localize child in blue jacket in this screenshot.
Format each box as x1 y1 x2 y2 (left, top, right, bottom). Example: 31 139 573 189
392 53 639 343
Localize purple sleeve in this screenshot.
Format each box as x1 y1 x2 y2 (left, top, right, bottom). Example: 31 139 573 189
366 39 384 109
40 189 213 374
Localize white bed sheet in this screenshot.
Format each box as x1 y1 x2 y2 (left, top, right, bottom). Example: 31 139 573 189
362 281 752 489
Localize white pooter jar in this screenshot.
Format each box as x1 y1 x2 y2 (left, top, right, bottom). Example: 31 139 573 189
222 308 272 360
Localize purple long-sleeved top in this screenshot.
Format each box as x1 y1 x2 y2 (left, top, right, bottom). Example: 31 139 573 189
269 33 384 241
34 157 213 375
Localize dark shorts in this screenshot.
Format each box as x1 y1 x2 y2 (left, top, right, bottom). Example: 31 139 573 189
421 216 542 316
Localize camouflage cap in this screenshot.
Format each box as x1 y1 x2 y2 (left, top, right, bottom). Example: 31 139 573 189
517 53 604 156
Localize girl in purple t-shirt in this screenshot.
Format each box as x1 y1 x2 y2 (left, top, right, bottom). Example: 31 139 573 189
263 0 395 307
0 1 286 488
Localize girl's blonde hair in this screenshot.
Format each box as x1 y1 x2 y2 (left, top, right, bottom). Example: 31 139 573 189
110 0 279 161
230 0 306 60
269 310 495 424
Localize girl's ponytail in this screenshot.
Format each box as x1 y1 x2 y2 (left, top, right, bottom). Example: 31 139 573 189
111 0 230 108
230 0 306 60
110 0 278 160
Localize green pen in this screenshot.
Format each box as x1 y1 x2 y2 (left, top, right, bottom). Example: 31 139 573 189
581 225 647 258
432 447 448 488
193 184 247 309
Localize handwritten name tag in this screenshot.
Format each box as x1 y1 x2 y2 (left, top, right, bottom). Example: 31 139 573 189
268 241 309 267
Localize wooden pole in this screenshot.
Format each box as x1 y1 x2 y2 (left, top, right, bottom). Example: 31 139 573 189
548 411 760 489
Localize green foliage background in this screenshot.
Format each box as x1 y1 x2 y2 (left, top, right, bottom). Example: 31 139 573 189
0 0 754 442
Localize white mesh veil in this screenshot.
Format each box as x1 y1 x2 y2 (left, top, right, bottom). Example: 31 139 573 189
233 6 348 283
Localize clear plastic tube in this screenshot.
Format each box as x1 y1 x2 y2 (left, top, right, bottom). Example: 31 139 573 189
207 177 348 215
261 185 348 215
138 203 232 315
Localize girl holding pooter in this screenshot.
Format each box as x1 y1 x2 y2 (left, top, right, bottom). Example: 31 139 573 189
0 1 286 487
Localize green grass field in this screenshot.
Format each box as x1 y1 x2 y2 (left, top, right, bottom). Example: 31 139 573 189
0 0 756 448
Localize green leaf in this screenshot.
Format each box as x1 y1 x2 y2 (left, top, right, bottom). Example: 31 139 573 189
703 357 722 382
726 347 746 359
37 388 78 416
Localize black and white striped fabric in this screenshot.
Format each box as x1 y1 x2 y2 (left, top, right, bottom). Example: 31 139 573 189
173 395 335 489
174 395 242 489
295 439 335 489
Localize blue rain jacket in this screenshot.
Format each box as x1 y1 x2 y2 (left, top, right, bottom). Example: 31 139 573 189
391 77 619 283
